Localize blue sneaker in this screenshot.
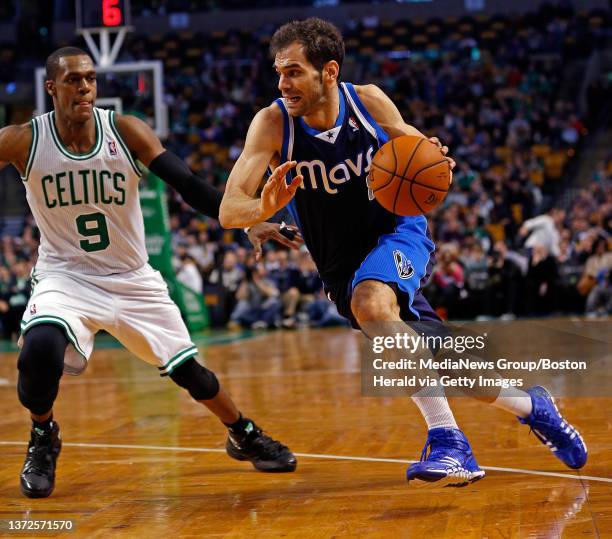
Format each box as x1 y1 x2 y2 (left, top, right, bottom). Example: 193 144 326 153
518 386 587 469
406 428 485 487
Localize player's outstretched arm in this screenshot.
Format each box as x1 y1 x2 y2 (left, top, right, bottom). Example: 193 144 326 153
114 113 225 219
219 106 303 229
355 84 455 170
113 113 302 251
0 124 32 177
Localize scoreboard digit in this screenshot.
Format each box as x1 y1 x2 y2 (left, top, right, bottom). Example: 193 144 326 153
103 0 123 26
76 0 131 30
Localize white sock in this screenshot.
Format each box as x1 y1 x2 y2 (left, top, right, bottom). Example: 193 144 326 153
491 387 533 418
411 386 458 430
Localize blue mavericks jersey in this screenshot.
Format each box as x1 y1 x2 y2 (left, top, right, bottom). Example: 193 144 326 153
276 82 430 285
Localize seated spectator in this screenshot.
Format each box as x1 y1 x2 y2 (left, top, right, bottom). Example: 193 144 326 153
294 251 323 325
269 250 301 328
234 246 248 268
306 290 349 328
229 263 281 329
464 213 491 252
585 269 611 317
206 250 245 325
209 250 244 294
453 161 480 192
186 231 216 275
431 244 465 319
263 249 279 272
461 243 489 318
577 236 612 316
176 253 203 293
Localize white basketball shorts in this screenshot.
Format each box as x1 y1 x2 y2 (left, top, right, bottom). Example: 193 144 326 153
19 264 197 377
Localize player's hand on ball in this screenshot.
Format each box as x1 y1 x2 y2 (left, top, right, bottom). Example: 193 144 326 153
260 161 303 221
429 136 455 183
247 222 303 261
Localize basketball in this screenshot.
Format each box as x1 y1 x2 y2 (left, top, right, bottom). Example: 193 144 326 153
368 135 451 216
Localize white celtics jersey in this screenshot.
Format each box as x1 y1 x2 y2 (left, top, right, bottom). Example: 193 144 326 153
22 108 148 275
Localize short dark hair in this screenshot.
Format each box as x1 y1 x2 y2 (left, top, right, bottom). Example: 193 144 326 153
270 18 344 72
45 47 92 80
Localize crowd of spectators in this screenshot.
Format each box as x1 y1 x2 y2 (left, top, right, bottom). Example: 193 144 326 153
2 173 610 337
169 215 347 329
427 179 612 320
1 4 612 337
0 223 38 339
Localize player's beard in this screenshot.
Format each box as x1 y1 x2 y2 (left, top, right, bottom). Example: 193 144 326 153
289 81 325 118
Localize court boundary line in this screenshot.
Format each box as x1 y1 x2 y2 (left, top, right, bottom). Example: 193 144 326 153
0 440 609 484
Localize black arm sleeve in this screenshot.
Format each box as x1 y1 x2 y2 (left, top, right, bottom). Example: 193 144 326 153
148 150 222 220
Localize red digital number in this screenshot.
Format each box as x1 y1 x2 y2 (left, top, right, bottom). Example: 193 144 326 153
102 0 122 26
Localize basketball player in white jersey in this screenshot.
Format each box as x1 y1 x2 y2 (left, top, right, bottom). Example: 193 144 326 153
0 47 297 499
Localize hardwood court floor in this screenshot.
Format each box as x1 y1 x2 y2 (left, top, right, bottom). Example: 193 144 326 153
0 328 609 538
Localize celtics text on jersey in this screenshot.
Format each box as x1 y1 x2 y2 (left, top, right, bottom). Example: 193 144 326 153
22 108 147 275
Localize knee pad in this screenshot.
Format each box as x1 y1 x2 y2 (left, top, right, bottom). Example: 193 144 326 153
169 358 220 401
17 324 69 415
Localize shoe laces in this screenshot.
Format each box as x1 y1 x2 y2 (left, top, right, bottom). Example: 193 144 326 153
420 430 470 462
247 429 290 459
527 408 569 449
24 432 54 476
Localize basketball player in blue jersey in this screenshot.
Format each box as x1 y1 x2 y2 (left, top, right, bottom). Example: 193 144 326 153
0 47 298 498
220 19 587 487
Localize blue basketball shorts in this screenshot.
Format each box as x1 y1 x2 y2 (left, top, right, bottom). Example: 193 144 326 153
324 220 440 329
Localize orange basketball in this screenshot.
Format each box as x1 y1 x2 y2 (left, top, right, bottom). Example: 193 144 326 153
368 135 451 216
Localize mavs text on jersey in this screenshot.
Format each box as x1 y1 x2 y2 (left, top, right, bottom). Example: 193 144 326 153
274 83 440 325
